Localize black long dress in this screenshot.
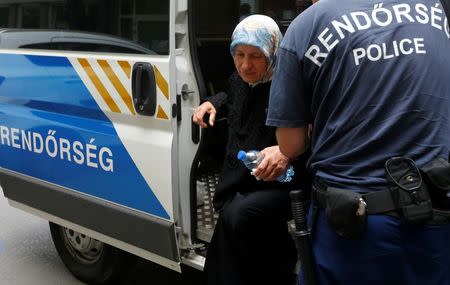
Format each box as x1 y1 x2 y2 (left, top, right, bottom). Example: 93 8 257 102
204 73 310 285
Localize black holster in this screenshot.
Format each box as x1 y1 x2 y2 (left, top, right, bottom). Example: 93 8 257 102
324 187 367 239
385 157 433 224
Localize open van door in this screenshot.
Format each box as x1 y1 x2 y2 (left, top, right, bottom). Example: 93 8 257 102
0 0 182 278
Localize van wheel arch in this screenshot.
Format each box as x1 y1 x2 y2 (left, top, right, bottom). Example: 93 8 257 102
49 222 127 285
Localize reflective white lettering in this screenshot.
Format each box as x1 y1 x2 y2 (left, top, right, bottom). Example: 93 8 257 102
399 38 414 54
414 38 426 54
11 128 20 149
99 147 114 172
318 27 339 51
352 38 426 66
0 126 10 146
33 132 44 154
21 130 32 151
332 15 356 39
351 11 371 30
392 40 400 56
393 4 415 23
86 139 98 169
304 3 447 67
353 48 366 66
415 4 430 24
445 17 450 38
382 42 394 59
73 141 85 165
431 5 443 30
367 44 382 61
372 4 393 27
305 45 328 67
59 138 72 161
45 130 58 158
0 126 114 173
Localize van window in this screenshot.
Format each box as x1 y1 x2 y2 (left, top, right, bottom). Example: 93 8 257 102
0 7 9 28
1 0 169 55
21 5 42 28
239 0 312 33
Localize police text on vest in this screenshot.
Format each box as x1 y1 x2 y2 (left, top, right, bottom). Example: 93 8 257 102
305 2 449 67
353 37 426 66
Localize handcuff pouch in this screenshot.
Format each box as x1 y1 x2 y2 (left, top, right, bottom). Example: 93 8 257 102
325 187 367 239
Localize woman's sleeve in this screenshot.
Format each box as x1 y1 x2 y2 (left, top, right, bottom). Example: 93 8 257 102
204 73 238 117
205 91 228 111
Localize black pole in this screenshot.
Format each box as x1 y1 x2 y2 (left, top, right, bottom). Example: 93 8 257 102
290 190 317 285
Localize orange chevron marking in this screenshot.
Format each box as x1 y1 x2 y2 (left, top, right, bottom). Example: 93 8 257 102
118 61 131 79
97 60 136 115
78 58 120 113
154 66 169 100
156 105 169 120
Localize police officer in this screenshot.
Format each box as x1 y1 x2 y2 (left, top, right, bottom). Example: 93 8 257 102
266 0 450 284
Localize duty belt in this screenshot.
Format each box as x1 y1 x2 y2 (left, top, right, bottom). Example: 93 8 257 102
313 180 397 215
313 180 450 224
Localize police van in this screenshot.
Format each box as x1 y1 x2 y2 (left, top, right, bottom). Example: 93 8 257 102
0 0 307 283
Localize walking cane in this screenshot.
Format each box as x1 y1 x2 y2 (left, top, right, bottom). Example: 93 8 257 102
290 190 317 285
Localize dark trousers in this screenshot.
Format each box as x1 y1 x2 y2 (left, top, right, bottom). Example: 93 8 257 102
299 208 450 285
205 189 297 285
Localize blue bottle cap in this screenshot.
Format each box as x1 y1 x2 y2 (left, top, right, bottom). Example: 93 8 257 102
237 150 247 161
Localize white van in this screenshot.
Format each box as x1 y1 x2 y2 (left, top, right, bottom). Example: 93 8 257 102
0 0 308 283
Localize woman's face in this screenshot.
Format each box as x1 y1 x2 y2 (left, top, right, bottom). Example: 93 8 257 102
233 45 268 84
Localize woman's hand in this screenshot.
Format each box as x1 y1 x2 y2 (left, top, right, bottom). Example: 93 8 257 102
252 146 290 181
192 101 217 128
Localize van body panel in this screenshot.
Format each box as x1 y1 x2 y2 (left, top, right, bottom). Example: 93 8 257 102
0 52 173 220
0 168 180 264
0 49 182 269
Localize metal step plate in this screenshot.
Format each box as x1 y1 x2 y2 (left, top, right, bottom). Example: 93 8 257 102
196 173 219 243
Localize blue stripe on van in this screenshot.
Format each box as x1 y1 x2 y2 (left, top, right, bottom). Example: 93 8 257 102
0 54 169 220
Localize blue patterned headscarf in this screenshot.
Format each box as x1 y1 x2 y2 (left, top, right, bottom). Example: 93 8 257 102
230 14 283 85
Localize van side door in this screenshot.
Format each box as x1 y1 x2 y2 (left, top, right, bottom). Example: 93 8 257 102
0 0 180 271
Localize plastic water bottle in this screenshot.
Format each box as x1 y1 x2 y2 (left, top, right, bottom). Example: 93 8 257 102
237 150 295 182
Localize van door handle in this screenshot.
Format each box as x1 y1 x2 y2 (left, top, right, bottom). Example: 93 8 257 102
181 84 194 100
132 62 157 116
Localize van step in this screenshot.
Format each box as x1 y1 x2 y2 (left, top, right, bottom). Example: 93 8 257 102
196 172 219 243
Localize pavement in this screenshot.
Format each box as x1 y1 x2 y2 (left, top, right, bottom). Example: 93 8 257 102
0 190 83 285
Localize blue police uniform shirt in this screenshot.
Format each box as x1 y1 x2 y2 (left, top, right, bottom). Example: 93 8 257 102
267 0 450 190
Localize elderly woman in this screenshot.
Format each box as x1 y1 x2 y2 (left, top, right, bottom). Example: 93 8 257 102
193 15 310 285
